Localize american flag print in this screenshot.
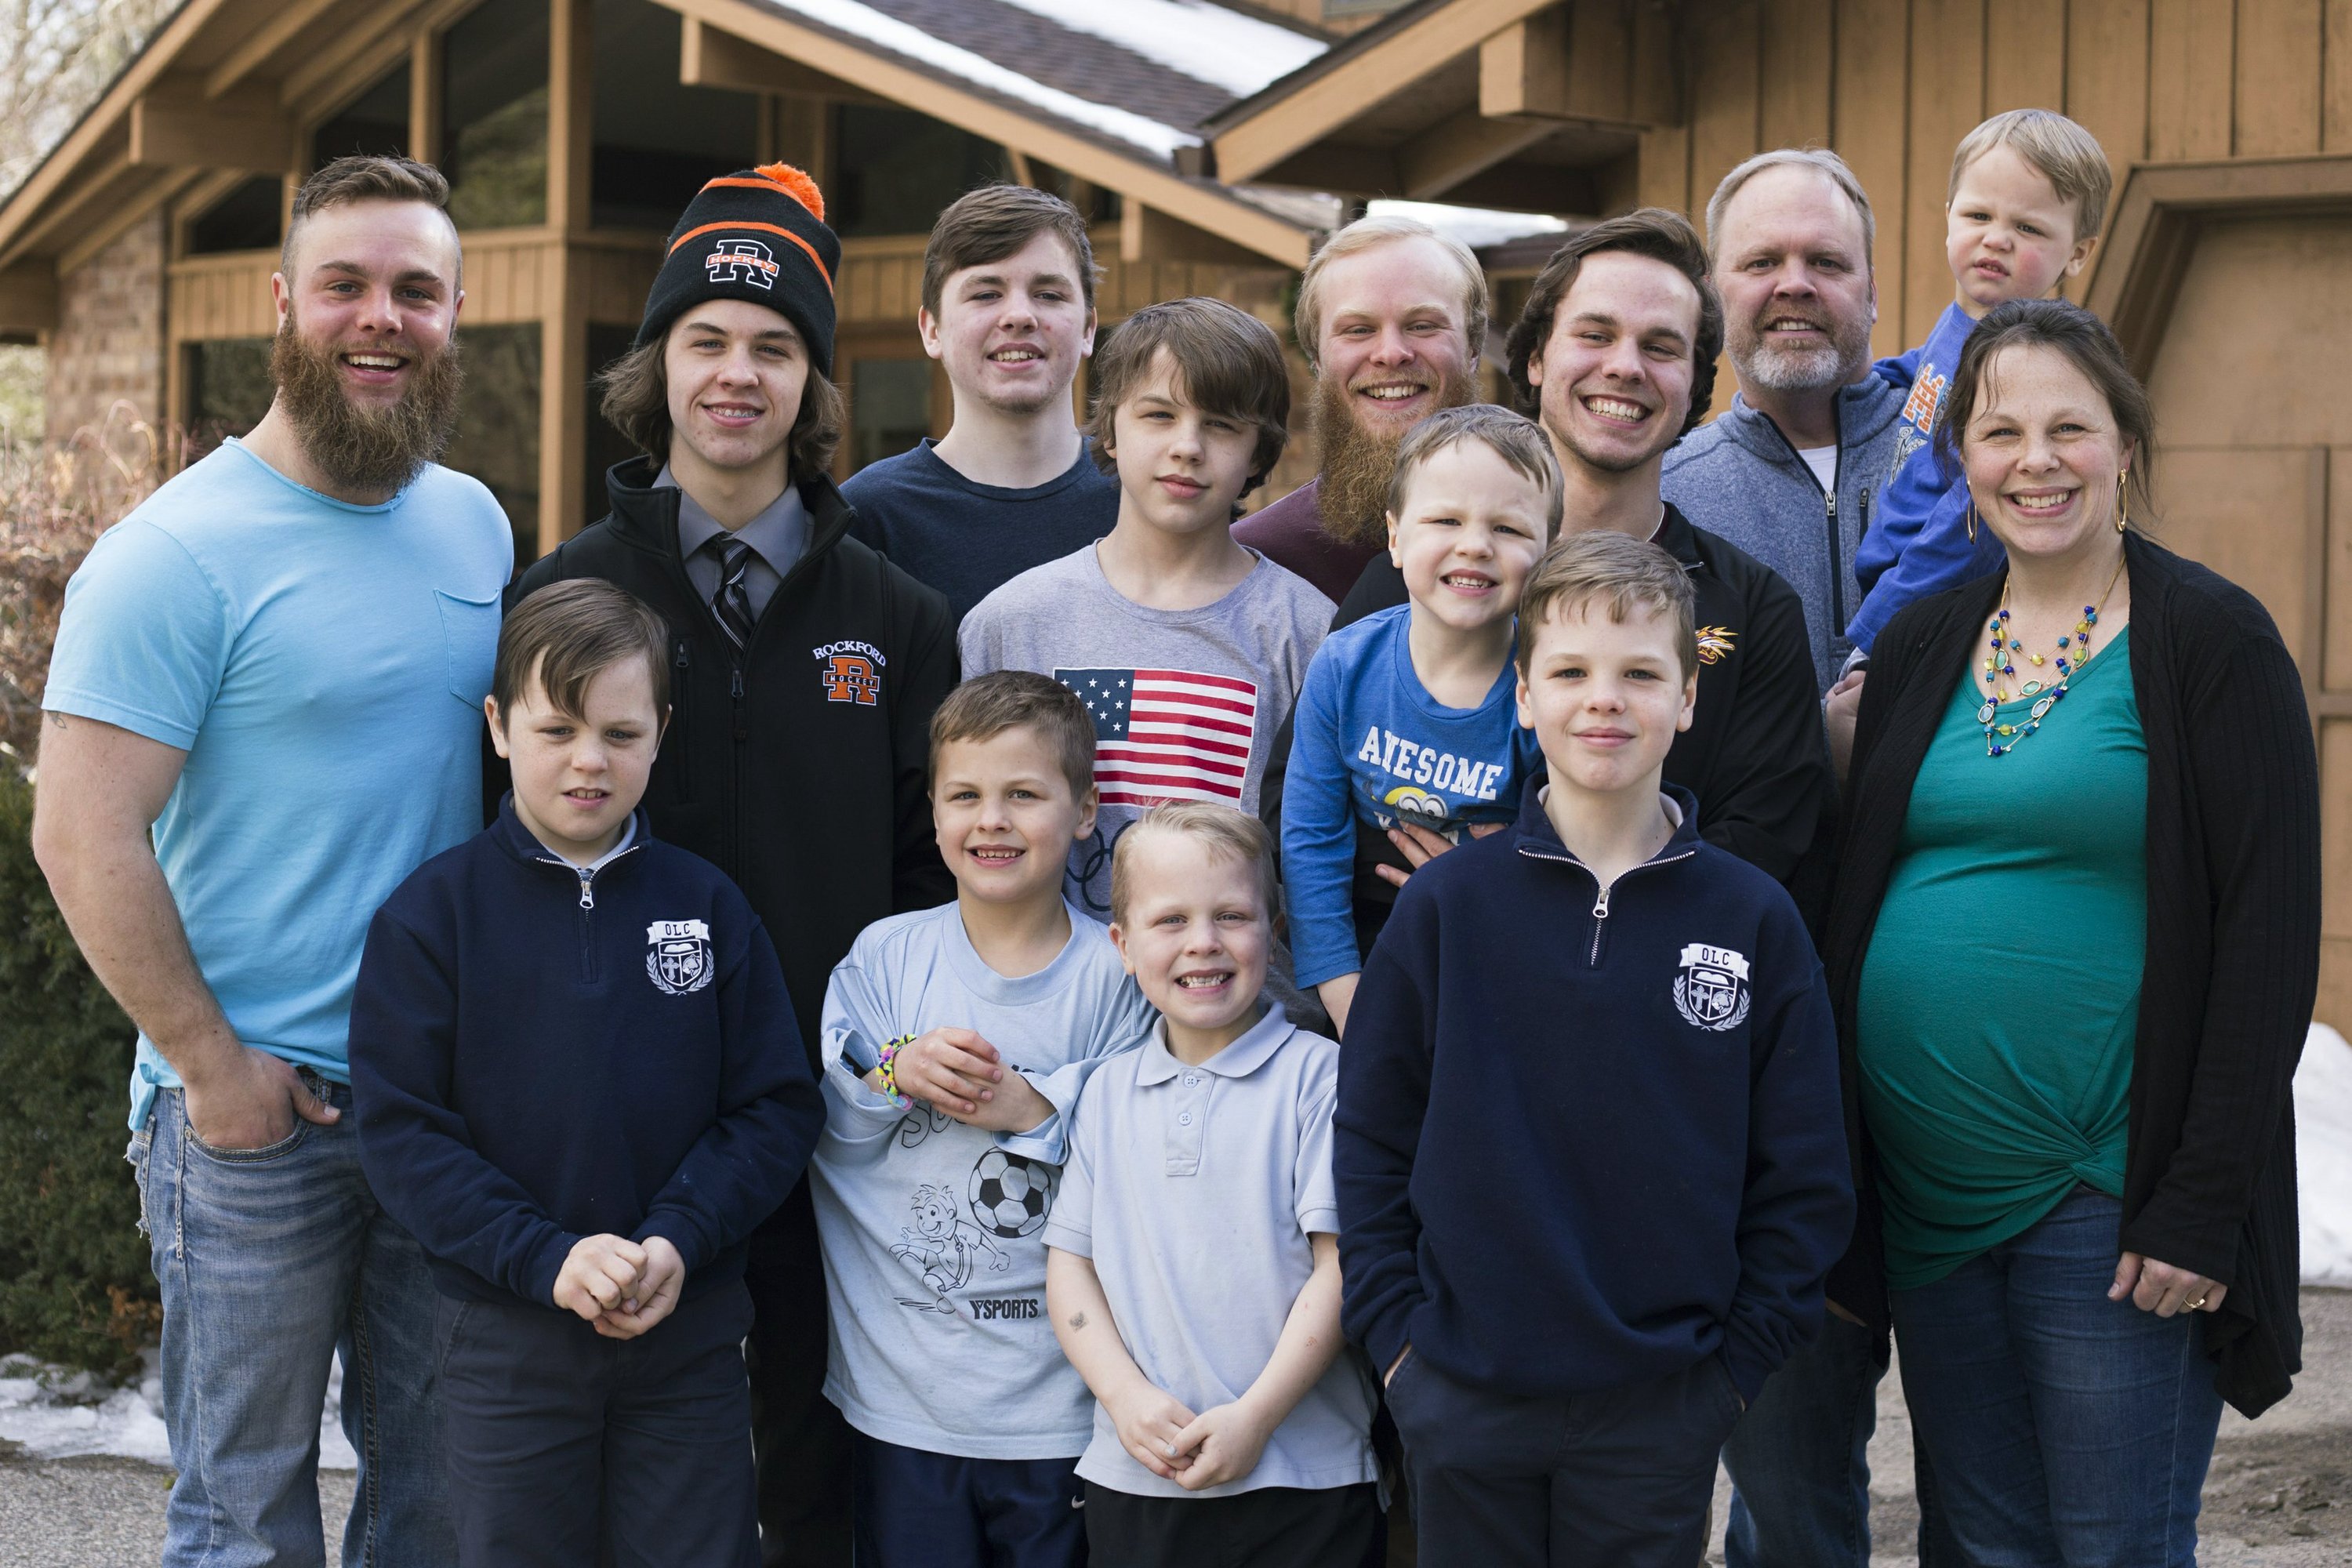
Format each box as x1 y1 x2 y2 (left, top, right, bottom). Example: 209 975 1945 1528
1054 667 1260 808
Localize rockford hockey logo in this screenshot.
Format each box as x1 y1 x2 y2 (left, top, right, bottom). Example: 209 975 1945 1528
815 641 886 706
1673 942 1751 1031
706 238 780 289
645 919 714 995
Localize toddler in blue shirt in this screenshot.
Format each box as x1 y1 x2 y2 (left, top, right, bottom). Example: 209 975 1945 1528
1280 405 1558 1032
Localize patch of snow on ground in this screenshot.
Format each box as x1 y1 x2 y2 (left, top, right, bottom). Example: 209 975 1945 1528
2298 1023 2352 1284
1367 199 1571 251
0 1350 356 1470
988 0 1327 99
763 0 1199 156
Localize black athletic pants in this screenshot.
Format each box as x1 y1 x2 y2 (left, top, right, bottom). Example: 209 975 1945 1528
746 1179 852 1567
1085 1481 1379 1568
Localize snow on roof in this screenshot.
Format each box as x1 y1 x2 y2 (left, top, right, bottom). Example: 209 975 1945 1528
1368 199 1571 252
764 0 1200 156
986 0 1328 99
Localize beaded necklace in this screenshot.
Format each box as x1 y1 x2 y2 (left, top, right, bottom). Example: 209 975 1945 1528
1976 554 2127 757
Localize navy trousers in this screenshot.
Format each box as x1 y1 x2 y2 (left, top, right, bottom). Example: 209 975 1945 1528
849 1430 1086 1568
437 1279 760 1568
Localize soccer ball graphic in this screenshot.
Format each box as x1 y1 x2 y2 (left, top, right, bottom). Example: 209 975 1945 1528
968 1149 1056 1240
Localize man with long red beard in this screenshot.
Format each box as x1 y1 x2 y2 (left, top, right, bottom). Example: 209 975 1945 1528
1233 214 1485 604
36 155 503 1565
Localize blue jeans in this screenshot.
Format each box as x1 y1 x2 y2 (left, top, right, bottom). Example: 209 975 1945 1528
1890 1187 2223 1567
130 1079 452 1568
1721 1312 1880 1568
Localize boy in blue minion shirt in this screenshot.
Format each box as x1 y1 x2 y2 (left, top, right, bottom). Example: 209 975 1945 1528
1280 405 1555 1035
350 579 826 1568
1846 109 2111 659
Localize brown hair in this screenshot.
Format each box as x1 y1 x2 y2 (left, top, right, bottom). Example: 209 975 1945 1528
1516 530 1700 678
1935 297 2156 528
1084 297 1290 497
1294 212 1489 372
1109 800 1281 926
1386 403 1565 538
494 579 671 721
922 183 1099 318
283 155 456 279
929 670 1097 797
1504 209 1723 439
1949 109 2112 241
595 332 845 476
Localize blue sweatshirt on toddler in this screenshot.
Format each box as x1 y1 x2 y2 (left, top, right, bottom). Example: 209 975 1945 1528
1334 782 1853 1404
1847 302 2007 654
350 799 825 1309
1282 604 1543 989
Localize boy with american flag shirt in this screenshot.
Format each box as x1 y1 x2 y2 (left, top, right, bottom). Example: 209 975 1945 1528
960 297 1330 922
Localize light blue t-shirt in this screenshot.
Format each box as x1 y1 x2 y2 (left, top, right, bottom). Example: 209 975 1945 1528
1280 604 1542 989
42 440 512 1128
811 900 1157 1458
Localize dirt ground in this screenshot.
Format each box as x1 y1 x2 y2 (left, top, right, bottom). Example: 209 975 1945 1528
5 1291 2350 1565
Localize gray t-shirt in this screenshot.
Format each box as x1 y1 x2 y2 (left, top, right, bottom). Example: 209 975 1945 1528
1044 1009 1378 1497
812 901 1157 1458
960 543 1333 920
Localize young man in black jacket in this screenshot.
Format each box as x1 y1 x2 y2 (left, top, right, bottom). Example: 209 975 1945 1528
1298 210 1835 946
509 163 956 1567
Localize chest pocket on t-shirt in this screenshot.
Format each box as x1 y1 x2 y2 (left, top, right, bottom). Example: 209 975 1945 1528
435 588 500 707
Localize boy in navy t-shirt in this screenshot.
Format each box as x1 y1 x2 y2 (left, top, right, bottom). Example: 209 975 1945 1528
351 580 824 1568
844 184 1116 618
1336 533 1851 1568
1281 405 1555 1033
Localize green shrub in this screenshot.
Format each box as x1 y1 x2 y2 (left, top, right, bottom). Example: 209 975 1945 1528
0 767 154 1378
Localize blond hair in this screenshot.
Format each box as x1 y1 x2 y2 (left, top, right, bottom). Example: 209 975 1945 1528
928 670 1096 797
1109 801 1280 926
1515 531 1699 679
1294 212 1489 372
1949 109 2112 240
1386 404 1564 538
1704 147 1876 263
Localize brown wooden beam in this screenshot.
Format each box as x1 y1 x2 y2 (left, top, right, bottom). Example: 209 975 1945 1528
205 0 342 99
409 28 443 164
0 263 58 333
680 16 886 104
1399 111 1555 201
1478 0 1676 128
541 0 595 557
1443 158 1599 215
130 76 295 172
1250 143 1403 198
1120 203 1285 269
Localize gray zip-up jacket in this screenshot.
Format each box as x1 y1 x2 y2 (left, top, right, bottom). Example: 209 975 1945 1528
1663 379 1906 693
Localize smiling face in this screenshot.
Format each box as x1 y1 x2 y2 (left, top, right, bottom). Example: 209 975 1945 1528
1959 342 2133 568
1713 165 1878 394
1109 829 1270 1048
931 724 1098 910
274 198 463 410
1312 237 1480 441
488 654 665 865
1526 250 1701 480
1389 439 1552 638
1516 597 1696 800
1105 347 1263 539
921 229 1096 416
1946 143 2096 314
662 298 809 478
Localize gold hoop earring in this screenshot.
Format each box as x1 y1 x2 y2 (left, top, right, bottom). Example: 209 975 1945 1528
1965 501 1979 543
2116 470 2129 534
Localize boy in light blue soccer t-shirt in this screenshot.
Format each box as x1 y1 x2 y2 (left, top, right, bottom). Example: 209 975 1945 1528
1281 405 1558 1036
810 672 1155 1568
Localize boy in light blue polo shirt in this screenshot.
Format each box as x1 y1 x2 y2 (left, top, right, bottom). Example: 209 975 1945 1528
1046 804 1378 1567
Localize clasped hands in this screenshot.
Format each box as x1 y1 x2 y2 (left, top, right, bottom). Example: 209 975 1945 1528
1102 1381 1277 1492
873 1027 1052 1134
554 1233 684 1339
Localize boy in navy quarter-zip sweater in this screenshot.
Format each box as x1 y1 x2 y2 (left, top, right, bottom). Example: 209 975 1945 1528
1335 533 1852 1568
351 581 824 1568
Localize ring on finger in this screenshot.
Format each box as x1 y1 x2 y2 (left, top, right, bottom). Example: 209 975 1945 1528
2187 1294 2209 1311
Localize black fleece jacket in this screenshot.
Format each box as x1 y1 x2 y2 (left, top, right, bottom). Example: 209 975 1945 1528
1825 532 2320 1417
1279 506 1836 942
510 459 957 1067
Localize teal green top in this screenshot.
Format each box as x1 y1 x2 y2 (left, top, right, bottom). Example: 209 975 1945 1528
1857 628 2147 1289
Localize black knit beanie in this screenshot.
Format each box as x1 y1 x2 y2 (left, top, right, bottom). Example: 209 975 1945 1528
637 163 840 375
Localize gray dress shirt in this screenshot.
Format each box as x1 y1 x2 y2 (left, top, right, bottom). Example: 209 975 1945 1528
657 465 811 624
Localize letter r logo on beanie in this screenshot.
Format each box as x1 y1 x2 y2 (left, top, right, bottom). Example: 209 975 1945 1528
637 162 840 374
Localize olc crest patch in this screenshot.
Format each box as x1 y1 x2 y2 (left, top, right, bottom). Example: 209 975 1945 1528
646 919 715 995
1673 942 1751 1031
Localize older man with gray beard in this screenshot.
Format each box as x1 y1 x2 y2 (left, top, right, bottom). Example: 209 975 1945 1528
1662 150 1904 695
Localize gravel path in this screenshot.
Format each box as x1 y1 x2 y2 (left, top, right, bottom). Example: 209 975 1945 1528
8 1292 2350 1564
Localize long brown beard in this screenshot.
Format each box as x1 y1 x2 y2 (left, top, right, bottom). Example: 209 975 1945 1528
270 314 463 495
1310 364 1480 547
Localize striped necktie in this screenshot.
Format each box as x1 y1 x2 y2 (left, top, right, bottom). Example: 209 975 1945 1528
709 535 757 652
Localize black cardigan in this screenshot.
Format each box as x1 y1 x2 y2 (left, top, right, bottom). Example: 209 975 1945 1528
1821 532 2320 1417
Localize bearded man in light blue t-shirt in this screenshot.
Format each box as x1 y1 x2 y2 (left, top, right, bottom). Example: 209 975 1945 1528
34 155 510 1568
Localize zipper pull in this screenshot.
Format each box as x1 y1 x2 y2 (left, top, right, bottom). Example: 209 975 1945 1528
674 637 691 673
731 668 744 702
1593 884 1612 920
576 869 594 910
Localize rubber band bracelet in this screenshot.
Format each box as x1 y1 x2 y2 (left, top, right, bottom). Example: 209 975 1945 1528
875 1034 917 1109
